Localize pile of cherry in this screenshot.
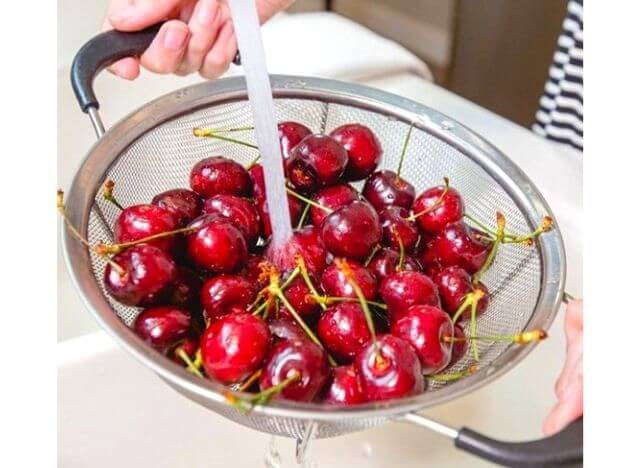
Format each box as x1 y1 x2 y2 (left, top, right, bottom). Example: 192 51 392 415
59 121 552 410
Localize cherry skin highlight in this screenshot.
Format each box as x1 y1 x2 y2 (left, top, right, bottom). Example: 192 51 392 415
200 274 255 322
185 214 248 273
259 340 330 402
200 313 270 384
285 134 348 193
330 123 382 181
133 306 192 351
317 302 371 363
190 156 251 198
114 204 179 253
203 194 261 247
320 259 377 301
366 248 421 283
311 184 359 227
379 270 441 323
151 188 203 227
268 318 308 343
278 121 311 159
379 206 420 253
413 185 465 235
321 201 382 261
362 170 416 211
322 365 367 405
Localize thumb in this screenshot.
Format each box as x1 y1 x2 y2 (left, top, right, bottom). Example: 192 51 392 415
108 0 183 32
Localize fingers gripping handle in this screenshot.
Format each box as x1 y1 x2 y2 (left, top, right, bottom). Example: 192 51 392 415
454 417 583 467
70 24 162 113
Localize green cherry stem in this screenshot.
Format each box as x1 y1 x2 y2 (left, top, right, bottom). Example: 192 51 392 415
450 288 485 325
238 369 263 392
312 295 388 310
470 300 479 361
427 365 478 382
392 227 406 272
396 124 414 180
285 188 332 213
203 126 255 133
295 255 326 311
175 348 204 378
442 329 547 344
363 244 381 267
193 127 259 149
102 180 124 211
337 259 377 342
406 177 450 221
472 212 506 284
96 226 197 256
297 202 311 229
225 371 301 413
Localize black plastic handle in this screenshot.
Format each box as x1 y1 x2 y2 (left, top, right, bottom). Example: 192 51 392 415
70 22 242 113
455 417 582 467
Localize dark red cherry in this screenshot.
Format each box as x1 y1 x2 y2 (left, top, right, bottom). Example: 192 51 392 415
362 170 416 211
200 274 255 322
166 266 202 310
419 221 491 275
285 134 348 193
413 185 465 235
104 244 177 307
447 324 468 368
278 121 311 159
169 334 199 365
321 201 382 261
259 339 330 402
133 306 192 350
282 276 322 318
433 266 489 320
114 204 179 253
311 184 359 227
330 124 382 181
248 164 303 236
267 225 328 275
391 305 453 374
320 259 377 301
203 194 261 246
378 206 420 253
151 188 203 227
322 365 366 405
239 254 269 292
190 156 251 198
317 303 371 363
366 248 421 283
268 318 308 343
185 214 248 273
354 334 423 401
200 313 270 384
379 271 440 323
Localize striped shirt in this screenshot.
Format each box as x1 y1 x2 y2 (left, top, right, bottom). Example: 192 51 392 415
533 0 583 152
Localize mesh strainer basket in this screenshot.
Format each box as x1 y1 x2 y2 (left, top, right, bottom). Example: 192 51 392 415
63 26 581 467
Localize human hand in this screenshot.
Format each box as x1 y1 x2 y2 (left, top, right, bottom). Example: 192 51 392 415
103 0 294 80
543 299 583 435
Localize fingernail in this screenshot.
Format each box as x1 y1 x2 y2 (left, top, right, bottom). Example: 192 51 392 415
109 6 138 24
197 0 219 26
163 26 189 51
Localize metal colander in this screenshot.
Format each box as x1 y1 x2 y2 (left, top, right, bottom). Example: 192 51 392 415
64 26 580 467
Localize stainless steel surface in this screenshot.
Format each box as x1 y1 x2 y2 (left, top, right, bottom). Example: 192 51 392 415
62 75 565 440
400 413 458 439
87 106 105 138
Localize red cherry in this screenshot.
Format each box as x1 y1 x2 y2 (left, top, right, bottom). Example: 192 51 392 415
391 305 453 374
266 225 328 275
104 244 176 307
379 271 440 323
185 214 248 273
203 194 261 246
310 184 359 227
321 201 382 261
413 185 465 235
166 266 202 310
322 365 367 405
268 318 308 343
320 259 377 301
151 188 203 227
354 334 423 401
362 170 416 211
285 134 348 193
447 324 468 368
419 221 491 275
282 276 322 318
201 274 255 322
133 306 192 350
278 121 311 159
366 248 421 283
169 334 199 365
259 340 330 402
114 204 179 253
200 313 270 384
330 124 382 181
190 156 251 198
239 254 269 292
378 206 420 253
317 303 371 363
433 266 489 320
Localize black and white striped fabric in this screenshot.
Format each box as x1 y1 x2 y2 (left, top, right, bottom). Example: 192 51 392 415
533 0 583 151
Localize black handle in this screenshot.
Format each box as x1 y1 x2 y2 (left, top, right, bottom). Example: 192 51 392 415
71 24 162 112
455 417 583 467
70 22 243 113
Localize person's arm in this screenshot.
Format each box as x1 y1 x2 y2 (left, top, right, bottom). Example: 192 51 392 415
544 299 583 435
102 0 295 80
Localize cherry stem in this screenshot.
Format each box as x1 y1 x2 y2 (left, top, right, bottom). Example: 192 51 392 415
396 124 414 179
175 348 204 378
428 365 478 382
268 274 338 367
312 295 388 310
442 329 547 344
251 267 300 317
392 227 406 272
193 127 258 150
336 259 377 343
295 255 326 311
286 188 332 213
363 244 381 267
57 190 126 276
407 177 450 221
96 226 196 255
472 212 506 284
297 202 311 229
204 126 255 133
225 371 301 413
470 300 479 361
464 213 553 245
102 180 124 211
238 369 263 392
450 288 485 325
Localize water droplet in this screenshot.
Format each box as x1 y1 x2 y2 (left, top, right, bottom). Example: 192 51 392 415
441 120 454 131
264 436 282 468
